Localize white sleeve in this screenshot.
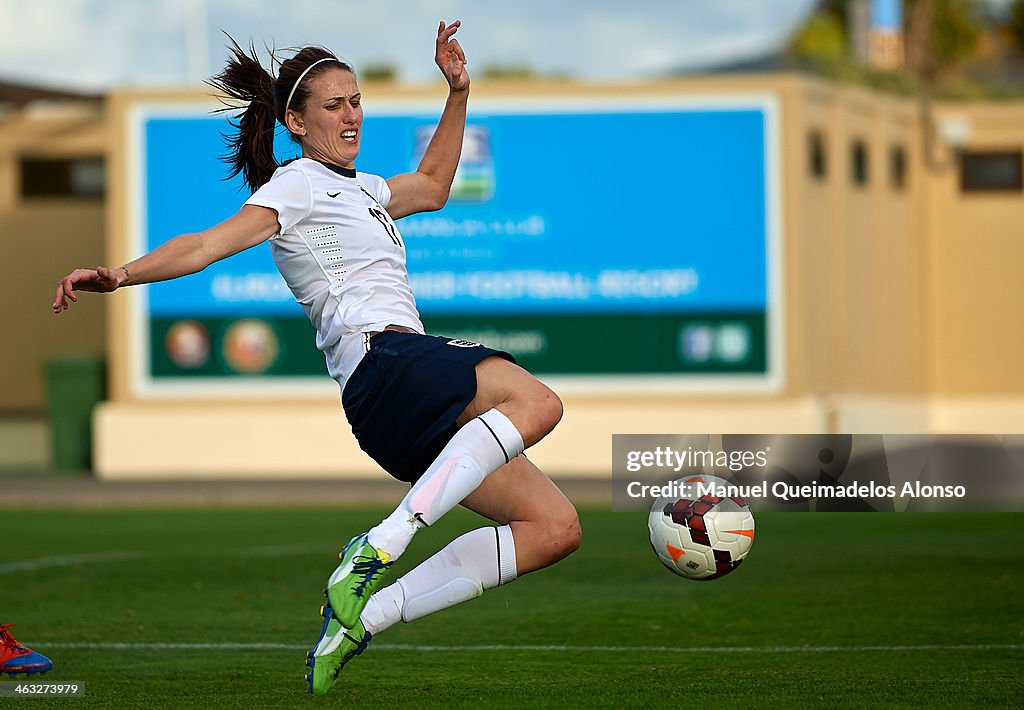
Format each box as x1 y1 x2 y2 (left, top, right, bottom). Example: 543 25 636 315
245 168 313 234
359 173 392 208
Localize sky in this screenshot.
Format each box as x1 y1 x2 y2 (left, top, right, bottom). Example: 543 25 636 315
0 0 824 91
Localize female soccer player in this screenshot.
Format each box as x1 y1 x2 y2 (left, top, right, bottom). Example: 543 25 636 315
52 20 580 695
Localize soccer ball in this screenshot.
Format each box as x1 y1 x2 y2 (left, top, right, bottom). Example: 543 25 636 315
648 474 755 580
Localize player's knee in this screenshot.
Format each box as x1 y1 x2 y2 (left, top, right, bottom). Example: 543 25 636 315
562 509 582 557
544 505 581 563
539 387 564 434
525 385 563 446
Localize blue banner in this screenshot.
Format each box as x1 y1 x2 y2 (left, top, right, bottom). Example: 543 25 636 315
141 102 772 319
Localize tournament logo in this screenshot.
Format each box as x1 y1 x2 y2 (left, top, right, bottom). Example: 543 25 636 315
165 320 210 369
414 123 494 202
222 319 280 374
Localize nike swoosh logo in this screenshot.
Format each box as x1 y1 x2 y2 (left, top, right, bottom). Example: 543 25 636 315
327 191 341 198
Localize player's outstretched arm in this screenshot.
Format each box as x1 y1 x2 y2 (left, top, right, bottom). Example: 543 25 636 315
52 204 279 314
385 20 469 220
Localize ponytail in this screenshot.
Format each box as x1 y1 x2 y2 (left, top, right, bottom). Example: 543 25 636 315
208 36 353 194
208 36 279 194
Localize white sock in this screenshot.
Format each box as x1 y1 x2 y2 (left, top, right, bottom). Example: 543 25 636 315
360 525 517 634
366 409 524 559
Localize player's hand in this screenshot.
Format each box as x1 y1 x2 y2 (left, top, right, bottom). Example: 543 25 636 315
52 266 124 314
435 20 469 93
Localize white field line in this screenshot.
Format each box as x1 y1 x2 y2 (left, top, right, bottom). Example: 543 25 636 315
0 545 323 576
8 555 1023 657
36 642 1024 654
0 552 144 574
233 544 325 557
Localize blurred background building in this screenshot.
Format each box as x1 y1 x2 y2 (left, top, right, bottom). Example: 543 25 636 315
1 0 1022 478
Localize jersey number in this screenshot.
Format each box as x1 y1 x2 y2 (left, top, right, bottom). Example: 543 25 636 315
368 208 402 247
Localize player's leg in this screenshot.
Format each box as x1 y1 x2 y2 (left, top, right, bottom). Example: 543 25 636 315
328 356 561 628
455 353 564 448
309 456 577 694
459 451 581 574
359 455 580 634
389 355 563 535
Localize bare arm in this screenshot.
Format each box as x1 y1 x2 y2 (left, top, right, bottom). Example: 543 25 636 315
386 20 470 220
52 204 279 314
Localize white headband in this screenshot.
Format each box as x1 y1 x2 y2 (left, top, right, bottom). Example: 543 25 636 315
285 57 340 116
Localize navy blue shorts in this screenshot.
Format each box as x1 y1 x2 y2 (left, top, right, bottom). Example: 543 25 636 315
341 331 514 483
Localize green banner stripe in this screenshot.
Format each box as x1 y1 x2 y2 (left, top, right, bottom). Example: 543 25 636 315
150 311 766 378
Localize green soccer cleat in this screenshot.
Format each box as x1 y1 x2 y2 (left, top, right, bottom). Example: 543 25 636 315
305 604 372 696
325 532 393 628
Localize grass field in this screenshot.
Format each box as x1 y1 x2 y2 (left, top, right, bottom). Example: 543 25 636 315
0 507 1021 708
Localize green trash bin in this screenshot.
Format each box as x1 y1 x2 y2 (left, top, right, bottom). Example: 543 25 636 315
44 355 107 471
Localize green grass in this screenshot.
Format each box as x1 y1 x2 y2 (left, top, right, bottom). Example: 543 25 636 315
0 509 1021 708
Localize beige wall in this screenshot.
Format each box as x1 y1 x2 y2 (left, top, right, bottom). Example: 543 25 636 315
787 80 929 398
0 106 108 410
927 103 1024 395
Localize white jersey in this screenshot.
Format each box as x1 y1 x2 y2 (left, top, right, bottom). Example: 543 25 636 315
245 158 423 389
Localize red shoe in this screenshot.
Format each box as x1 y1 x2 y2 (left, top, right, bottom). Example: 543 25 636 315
0 624 53 677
